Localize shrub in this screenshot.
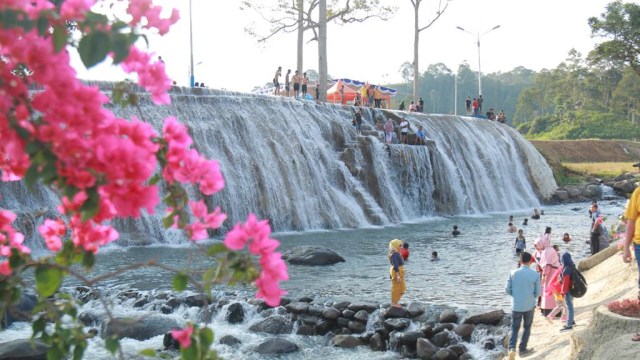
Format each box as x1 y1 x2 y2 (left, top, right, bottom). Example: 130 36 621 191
607 298 640 318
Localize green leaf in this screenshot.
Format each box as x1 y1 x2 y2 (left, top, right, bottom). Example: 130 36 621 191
199 327 214 348
72 341 86 360
46 345 64 360
207 243 228 257
78 31 111 68
24 164 41 190
105 336 119 355
32 317 46 337
36 15 49 36
52 25 68 53
172 272 188 291
180 344 198 360
1 9 19 28
25 141 42 154
111 33 135 64
40 162 58 184
35 266 63 297
148 173 161 185
82 251 95 269
80 187 100 222
139 349 157 357
162 213 176 229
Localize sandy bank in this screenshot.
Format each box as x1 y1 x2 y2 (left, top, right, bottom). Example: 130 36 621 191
505 246 639 360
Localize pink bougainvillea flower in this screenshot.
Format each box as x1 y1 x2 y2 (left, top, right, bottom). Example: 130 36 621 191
0 261 11 276
38 219 66 252
170 325 193 349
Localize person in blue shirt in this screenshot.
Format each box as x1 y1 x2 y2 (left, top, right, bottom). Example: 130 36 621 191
505 252 541 359
415 125 426 145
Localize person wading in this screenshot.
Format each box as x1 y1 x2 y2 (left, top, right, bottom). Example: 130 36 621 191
388 239 406 308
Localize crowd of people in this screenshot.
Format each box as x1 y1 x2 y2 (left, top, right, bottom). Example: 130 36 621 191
464 95 507 122
273 66 312 99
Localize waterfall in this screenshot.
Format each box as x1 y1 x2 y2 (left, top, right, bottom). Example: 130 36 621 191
0 87 557 246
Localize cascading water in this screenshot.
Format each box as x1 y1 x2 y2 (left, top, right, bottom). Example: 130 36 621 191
0 86 557 247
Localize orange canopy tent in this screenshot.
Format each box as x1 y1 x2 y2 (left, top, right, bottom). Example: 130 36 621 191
326 79 358 103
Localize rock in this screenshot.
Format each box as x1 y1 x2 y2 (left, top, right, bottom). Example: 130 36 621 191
402 330 425 348
431 331 451 347
370 332 386 351
218 335 241 346
439 309 459 323
483 338 496 350
163 332 180 349
613 180 636 194
347 302 379 313
567 186 582 198
585 184 603 198
307 305 325 317
332 334 362 348
133 298 148 308
421 324 434 338
448 344 467 356
555 190 569 201
463 310 505 325
166 297 182 309
225 302 245 324
314 320 333 335
249 316 292 334
453 323 475 341
384 306 409 319
322 307 341 320
281 246 345 265
435 348 458 360
433 323 455 334
254 338 299 354
0 339 49 360
102 314 180 341
384 318 411 331
342 309 355 319
297 296 314 303
347 320 366 333
159 305 173 314
78 311 99 326
296 314 319 326
354 310 369 323
333 301 351 310
184 294 208 308
285 302 309 314
1 291 37 328
416 338 439 359
408 302 426 317
296 325 315 335
401 344 417 358
337 317 350 328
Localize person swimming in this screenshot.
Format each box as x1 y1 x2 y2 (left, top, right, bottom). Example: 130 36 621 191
531 208 541 220
452 225 461 237
431 251 439 261
562 233 571 243
523 218 528 226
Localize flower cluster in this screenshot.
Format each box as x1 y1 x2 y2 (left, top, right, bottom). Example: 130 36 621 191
170 324 194 349
224 214 288 306
185 200 226 241
0 210 30 275
608 298 640 318
127 0 180 36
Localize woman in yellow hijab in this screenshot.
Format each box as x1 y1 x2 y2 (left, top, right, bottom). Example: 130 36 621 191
388 239 406 307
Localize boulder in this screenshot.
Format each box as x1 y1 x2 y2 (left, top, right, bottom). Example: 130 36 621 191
402 330 425 348
78 311 100 326
463 310 505 325
307 305 325 317
253 338 299 354
314 320 333 336
421 324 434 338
1 291 37 328
297 296 314 303
585 184 603 198
347 320 366 333
342 309 355 319
448 343 467 356
281 246 345 265
333 301 351 310
453 323 475 341
439 309 459 323
218 335 241 346
225 303 245 324
384 306 409 319
353 310 369 323
285 302 309 314
322 307 341 320
370 332 386 351
163 332 180 349
431 331 451 348
332 334 362 348
567 186 582 198
613 180 636 194
435 348 458 360
159 305 173 314
0 339 49 360
416 338 439 360
347 302 379 313
384 318 411 331
554 190 569 201
102 314 180 341
296 325 315 335
483 338 496 350
401 344 417 358
184 294 209 308
295 314 319 326
407 302 426 317
249 316 292 334
433 323 455 334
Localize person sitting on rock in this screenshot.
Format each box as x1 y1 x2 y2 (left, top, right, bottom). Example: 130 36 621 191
452 225 461 237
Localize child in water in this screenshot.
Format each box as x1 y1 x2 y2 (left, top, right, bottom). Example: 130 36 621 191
514 229 526 255
452 225 461 236
431 251 439 261
400 242 410 261
508 222 518 233
562 233 571 243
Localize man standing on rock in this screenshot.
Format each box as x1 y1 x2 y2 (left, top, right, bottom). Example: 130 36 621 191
505 252 540 359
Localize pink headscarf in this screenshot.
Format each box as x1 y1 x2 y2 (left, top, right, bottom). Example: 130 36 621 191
538 233 560 268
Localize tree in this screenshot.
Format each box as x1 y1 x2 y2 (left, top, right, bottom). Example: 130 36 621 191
242 0 395 97
409 0 451 102
588 0 640 77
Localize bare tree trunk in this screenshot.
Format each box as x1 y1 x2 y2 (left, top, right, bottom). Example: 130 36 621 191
412 1 420 102
318 0 327 102
296 0 303 74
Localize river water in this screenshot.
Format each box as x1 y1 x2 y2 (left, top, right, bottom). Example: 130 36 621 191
2 199 623 359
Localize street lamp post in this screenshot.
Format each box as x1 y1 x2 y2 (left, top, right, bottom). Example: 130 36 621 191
189 0 195 87
456 25 500 96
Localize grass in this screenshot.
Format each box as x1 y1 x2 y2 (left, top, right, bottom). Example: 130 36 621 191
562 162 636 179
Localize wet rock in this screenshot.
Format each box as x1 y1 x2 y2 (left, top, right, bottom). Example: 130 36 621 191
613 180 636 194
78 311 99 326
384 318 411 331
359 332 374 343
163 332 180 349
408 302 425 317
103 314 180 341
333 301 351 310
448 344 467 356
433 323 455 334
184 294 208 308
435 348 458 360
281 246 345 265
314 320 333 335
322 307 341 320
585 184 603 198
225 303 245 324
348 302 379 313
159 305 173 314
297 296 314 303
166 297 182 309
307 305 325 317
555 190 569 201
439 309 459 323
1 291 36 329
370 332 387 351
342 309 355 319
431 331 451 348
133 298 149 308
0 339 49 360
155 292 171 300
416 338 439 359
254 338 299 354
332 334 362 348
421 324 434 339
402 330 424 348
384 306 409 319
248 315 292 334
218 335 241 347
463 310 505 326
484 338 496 350
347 320 366 333
401 344 417 358
337 317 350 328
285 302 309 314
453 323 475 341
354 310 369 323
296 314 319 326
296 325 315 335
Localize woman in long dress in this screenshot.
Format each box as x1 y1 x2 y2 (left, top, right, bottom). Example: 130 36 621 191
388 239 406 308
538 227 561 316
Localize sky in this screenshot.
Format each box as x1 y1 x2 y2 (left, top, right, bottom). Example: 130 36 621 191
75 0 619 93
